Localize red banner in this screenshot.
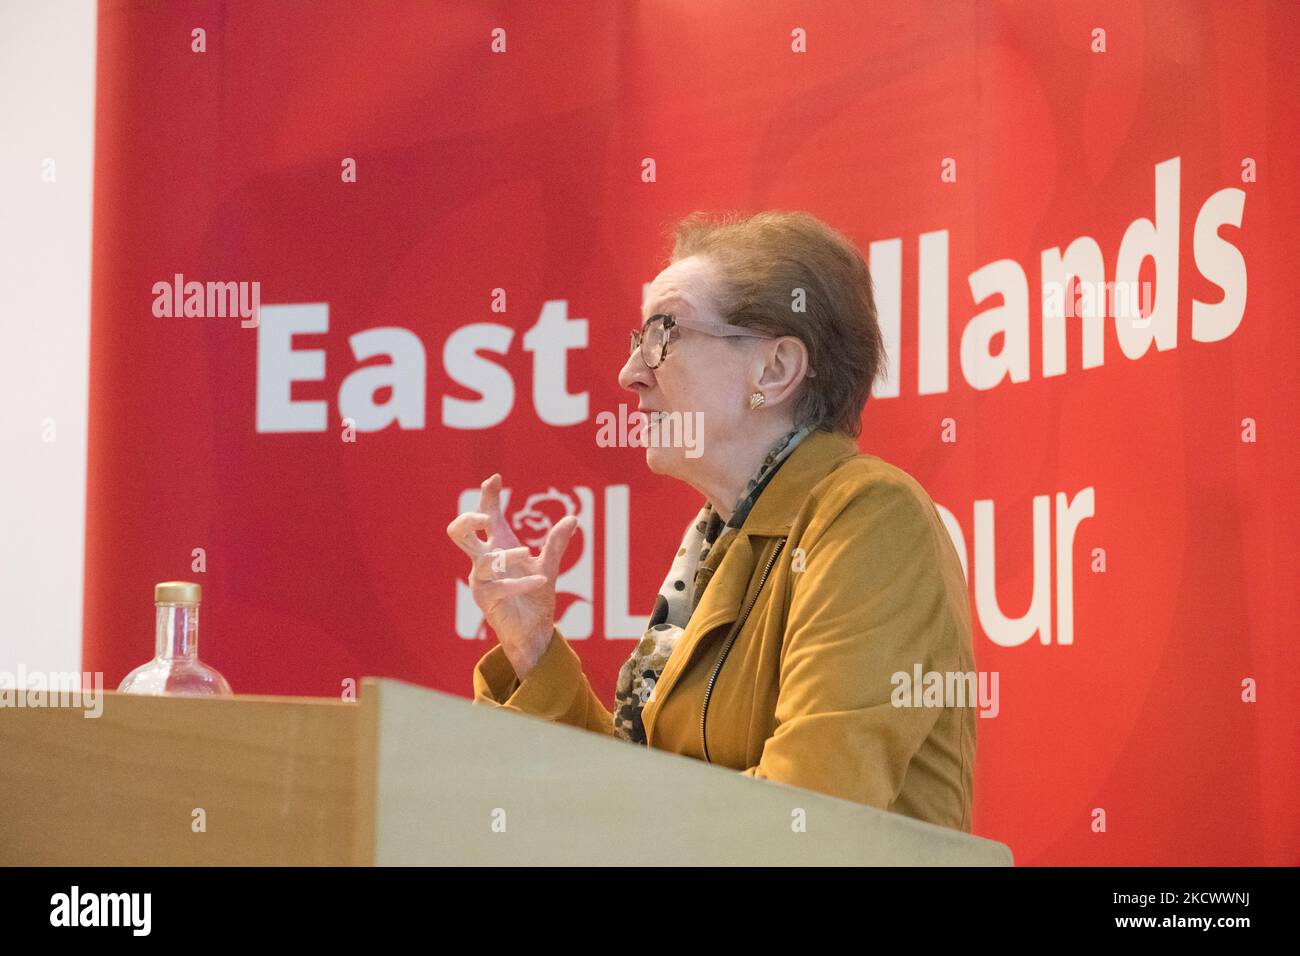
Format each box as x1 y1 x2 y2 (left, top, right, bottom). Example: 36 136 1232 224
86 0 1300 864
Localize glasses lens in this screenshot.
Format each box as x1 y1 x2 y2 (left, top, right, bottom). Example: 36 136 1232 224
642 318 666 367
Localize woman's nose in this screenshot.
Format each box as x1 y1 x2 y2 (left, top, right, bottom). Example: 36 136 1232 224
618 347 655 393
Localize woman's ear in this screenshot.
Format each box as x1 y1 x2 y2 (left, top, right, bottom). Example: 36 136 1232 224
757 336 812 402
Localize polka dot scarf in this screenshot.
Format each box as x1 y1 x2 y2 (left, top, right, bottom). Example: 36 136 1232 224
612 424 814 744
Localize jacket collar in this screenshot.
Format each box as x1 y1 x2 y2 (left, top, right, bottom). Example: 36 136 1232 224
736 428 861 536
692 428 861 630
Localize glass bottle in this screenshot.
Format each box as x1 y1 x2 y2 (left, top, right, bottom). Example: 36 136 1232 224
118 581 233 696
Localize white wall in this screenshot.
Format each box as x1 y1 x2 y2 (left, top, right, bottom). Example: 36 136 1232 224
0 1 97 684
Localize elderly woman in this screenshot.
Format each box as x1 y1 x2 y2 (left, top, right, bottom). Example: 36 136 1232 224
447 211 976 831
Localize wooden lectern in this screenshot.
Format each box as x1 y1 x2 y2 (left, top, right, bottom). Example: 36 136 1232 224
0 678 1013 865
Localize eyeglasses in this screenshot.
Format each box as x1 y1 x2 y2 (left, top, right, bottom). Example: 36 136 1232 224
629 313 817 376
630 313 793 372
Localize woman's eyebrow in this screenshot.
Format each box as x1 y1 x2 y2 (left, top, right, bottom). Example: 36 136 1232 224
643 293 689 321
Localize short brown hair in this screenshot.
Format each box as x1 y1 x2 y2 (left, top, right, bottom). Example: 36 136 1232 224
668 210 884 438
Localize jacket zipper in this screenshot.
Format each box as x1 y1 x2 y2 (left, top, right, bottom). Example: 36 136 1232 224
700 538 786 764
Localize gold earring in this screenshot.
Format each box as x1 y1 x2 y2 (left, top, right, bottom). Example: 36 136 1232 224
749 392 766 410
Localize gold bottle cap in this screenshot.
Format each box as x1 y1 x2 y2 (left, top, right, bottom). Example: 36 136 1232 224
155 581 201 604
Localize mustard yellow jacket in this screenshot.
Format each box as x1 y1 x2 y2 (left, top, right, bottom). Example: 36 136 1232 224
472 428 977 831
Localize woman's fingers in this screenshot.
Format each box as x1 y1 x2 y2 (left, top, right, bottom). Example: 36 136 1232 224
471 545 534 582
538 515 579 579
475 574 549 602
446 511 492 558
478 474 521 547
453 480 571 612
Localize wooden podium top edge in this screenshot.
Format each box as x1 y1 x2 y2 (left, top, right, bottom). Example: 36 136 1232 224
1 676 430 711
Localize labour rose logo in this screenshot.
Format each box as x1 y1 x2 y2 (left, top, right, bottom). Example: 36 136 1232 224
510 487 576 550
511 489 585 627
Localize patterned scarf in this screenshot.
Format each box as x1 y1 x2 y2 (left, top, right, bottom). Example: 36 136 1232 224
612 424 814 743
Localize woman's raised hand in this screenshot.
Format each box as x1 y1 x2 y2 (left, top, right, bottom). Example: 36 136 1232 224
446 473 579 682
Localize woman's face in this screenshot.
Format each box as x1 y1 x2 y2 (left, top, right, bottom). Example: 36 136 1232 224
617 256 758 482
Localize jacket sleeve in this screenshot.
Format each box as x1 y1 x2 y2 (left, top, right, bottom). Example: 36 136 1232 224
471 626 616 736
740 474 969 811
